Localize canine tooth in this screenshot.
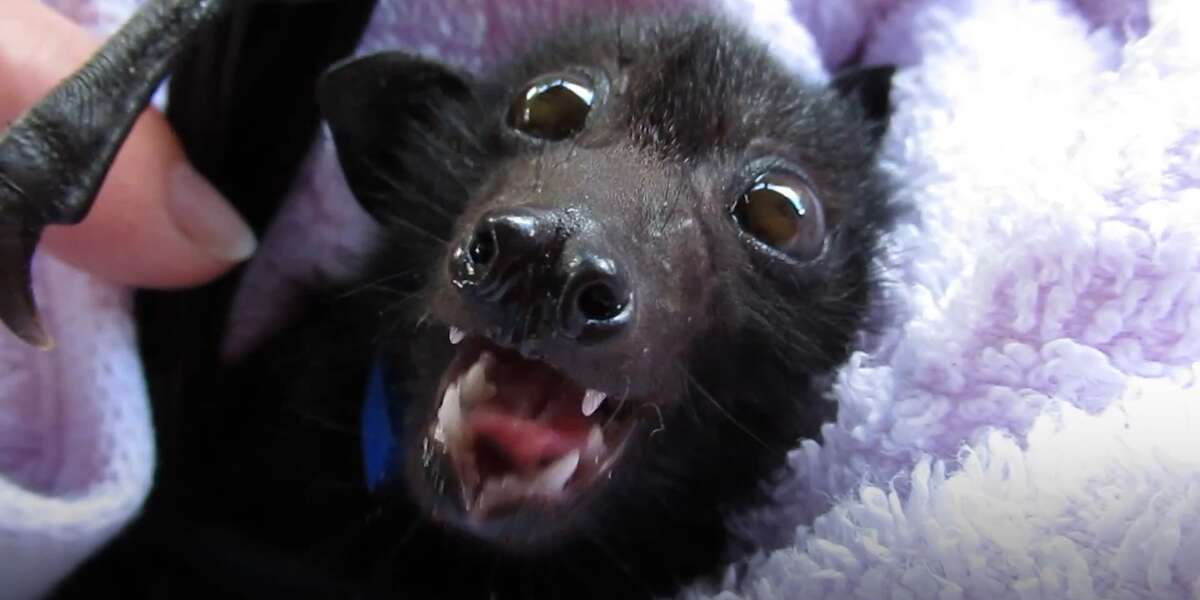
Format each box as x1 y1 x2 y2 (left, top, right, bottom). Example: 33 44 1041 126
534 450 581 495
449 327 465 345
585 425 605 460
460 352 497 406
480 350 497 369
433 382 462 445
582 389 607 417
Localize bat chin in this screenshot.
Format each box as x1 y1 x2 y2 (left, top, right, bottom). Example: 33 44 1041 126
401 326 640 550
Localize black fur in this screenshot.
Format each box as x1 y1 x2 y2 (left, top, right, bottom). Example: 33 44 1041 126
60 11 893 600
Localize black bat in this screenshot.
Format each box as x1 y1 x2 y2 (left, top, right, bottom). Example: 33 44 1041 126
3 2 896 598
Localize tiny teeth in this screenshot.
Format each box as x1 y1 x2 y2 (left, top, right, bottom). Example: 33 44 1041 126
460 351 496 406
475 475 523 515
582 389 607 417
449 327 466 345
534 450 581 495
434 381 462 445
585 424 605 459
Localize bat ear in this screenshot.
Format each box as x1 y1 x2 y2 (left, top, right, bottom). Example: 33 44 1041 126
318 52 480 227
830 64 895 143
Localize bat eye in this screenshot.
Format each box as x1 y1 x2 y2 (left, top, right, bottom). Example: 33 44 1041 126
508 75 595 140
731 171 826 260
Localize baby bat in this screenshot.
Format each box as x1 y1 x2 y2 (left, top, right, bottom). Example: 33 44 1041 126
35 6 895 600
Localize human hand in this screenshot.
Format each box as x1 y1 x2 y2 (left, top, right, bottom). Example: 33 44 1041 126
0 0 256 288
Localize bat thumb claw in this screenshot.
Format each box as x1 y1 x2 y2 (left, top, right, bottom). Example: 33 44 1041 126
0 226 53 350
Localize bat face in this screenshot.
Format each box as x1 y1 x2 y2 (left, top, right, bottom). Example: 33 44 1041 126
311 12 893 597
1 1 893 596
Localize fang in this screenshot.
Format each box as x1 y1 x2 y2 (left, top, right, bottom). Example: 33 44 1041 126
582 389 606 417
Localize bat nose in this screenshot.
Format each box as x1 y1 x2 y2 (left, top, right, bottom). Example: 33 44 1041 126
449 206 631 344
451 206 560 301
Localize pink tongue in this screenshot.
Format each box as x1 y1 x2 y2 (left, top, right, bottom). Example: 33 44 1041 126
468 411 590 475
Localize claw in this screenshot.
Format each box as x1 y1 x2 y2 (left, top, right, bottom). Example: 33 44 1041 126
0 0 233 348
0 225 50 349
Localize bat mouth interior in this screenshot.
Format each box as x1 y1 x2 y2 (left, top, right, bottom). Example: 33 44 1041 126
429 328 635 520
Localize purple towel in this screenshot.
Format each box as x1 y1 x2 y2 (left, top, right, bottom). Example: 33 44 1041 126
5 0 1198 598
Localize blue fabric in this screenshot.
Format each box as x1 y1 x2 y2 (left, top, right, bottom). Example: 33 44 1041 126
361 361 396 491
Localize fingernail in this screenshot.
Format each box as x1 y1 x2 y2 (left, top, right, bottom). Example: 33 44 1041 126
167 166 257 262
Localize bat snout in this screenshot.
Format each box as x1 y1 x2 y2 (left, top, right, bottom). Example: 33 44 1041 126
449 206 633 346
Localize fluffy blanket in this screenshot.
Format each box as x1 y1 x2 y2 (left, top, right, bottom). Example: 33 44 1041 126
4 0 1198 598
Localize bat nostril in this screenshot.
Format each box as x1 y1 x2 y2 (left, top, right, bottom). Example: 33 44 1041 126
576 279 625 322
467 227 498 266
450 206 561 302
559 256 632 343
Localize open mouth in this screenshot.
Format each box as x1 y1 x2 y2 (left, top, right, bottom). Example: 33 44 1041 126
428 327 635 520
